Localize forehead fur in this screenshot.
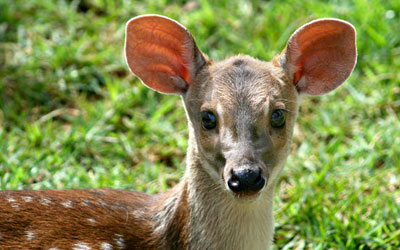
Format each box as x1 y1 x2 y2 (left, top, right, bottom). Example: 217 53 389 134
188 55 295 112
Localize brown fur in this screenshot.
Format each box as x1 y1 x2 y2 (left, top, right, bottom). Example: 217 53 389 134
0 190 154 249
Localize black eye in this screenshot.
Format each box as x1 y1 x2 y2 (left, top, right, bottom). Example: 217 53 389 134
271 109 287 128
201 111 217 130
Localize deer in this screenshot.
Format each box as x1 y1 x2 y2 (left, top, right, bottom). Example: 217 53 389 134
0 15 357 250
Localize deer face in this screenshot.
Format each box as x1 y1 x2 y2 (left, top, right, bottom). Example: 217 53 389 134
184 56 299 200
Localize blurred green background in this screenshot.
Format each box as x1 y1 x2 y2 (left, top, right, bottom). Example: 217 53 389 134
0 0 399 248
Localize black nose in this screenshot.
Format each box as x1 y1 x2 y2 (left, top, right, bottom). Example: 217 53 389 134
227 168 265 194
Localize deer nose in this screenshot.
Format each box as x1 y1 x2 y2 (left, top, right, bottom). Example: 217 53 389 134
227 167 265 194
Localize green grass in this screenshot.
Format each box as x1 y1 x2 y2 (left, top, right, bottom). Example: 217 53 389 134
1 0 399 248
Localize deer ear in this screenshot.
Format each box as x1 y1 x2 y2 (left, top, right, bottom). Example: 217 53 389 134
125 15 206 94
280 18 357 95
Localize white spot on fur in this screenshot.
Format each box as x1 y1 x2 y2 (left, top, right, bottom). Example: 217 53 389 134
131 209 146 221
7 197 20 210
112 204 126 211
73 242 91 250
264 96 270 119
98 200 107 207
61 200 73 208
48 248 59 250
81 200 90 206
114 234 125 249
40 198 51 205
26 231 35 240
11 203 20 210
216 103 224 121
6 197 16 203
87 218 97 224
22 196 33 202
100 242 113 250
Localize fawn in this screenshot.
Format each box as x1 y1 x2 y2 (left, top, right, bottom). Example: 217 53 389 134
0 15 356 250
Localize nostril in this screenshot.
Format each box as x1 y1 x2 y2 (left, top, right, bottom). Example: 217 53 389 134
227 170 241 192
227 178 240 192
255 173 262 182
253 173 265 191
246 168 265 192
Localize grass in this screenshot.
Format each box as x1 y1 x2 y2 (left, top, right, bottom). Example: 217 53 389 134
0 0 399 248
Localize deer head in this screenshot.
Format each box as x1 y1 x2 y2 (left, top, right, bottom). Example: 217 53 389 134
125 15 356 202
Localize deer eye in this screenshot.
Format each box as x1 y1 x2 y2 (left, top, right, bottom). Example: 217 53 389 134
271 109 287 128
201 111 217 130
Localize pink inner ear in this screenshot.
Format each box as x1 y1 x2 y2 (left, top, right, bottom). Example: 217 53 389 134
287 19 357 95
125 15 196 94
